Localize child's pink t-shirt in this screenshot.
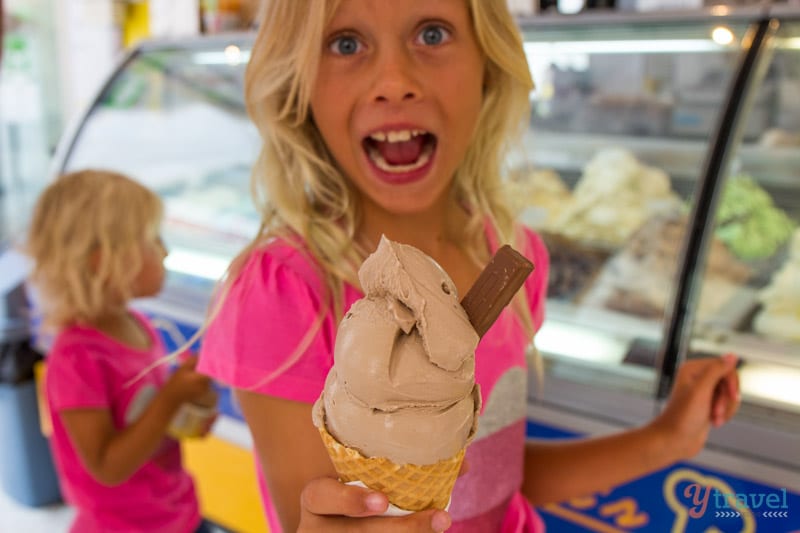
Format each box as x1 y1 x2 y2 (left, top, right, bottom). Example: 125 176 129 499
199 228 550 533
46 310 201 533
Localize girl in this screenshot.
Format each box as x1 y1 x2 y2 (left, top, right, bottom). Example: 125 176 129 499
198 1 740 532
26 169 217 533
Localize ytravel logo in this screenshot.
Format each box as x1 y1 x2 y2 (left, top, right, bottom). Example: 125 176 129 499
664 469 757 532
683 483 790 519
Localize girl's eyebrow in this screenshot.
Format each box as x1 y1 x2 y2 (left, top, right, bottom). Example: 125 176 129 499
323 3 362 33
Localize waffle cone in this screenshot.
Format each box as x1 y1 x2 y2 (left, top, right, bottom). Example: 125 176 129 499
318 425 464 512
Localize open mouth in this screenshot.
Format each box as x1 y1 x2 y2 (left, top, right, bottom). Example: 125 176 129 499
363 129 437 174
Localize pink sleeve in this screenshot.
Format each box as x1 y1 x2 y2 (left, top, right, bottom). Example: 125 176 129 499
198 244 335 404
47 345 111 412
519 227 550 333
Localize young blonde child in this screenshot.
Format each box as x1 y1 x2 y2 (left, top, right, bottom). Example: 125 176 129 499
25 169 217 533
198 1 741 532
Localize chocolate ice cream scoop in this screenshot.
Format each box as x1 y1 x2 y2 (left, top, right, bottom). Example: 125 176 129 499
314 237 534 466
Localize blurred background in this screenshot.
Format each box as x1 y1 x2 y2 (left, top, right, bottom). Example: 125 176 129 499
0 0 261 239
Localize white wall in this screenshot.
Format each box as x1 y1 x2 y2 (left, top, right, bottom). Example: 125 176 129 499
54 0 122 126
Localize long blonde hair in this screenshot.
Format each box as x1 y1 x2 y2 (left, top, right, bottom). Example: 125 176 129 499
236 0 535 328
25 169 163 329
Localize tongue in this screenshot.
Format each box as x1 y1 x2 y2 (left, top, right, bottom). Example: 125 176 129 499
376 136 426 166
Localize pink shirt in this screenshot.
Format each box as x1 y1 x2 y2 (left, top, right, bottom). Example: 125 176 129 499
46 311 201 533
199 228 549 532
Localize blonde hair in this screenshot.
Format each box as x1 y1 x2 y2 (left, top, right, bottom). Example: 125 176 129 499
25 169 163 329
237 0 535 329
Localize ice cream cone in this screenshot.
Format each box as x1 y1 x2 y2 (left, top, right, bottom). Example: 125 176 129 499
318 424 464 512
311 237 529 514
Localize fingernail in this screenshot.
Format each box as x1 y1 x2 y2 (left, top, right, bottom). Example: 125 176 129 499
364 492 386 512
431 511 451 532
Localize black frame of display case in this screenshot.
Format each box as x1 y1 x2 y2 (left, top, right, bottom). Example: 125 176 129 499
655 17 779 399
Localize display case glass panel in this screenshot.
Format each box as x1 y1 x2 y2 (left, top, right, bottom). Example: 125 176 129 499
513 16 753 417
691 20 800 447
61 37 260 286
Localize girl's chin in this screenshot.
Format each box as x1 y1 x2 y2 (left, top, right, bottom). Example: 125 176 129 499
363 188 450 219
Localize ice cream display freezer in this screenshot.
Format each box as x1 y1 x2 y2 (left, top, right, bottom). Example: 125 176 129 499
50 8 799 532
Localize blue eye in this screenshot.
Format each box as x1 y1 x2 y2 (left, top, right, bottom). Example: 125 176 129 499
330 35 361 55
418 25 450 46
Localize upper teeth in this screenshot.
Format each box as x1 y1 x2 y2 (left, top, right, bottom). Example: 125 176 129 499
369 129 426 143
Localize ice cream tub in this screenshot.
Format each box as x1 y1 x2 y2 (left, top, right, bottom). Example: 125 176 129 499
168 402 217 439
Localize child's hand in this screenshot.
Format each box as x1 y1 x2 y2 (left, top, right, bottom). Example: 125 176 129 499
197 411 219 438
161 355 214 408
652 354 740 461
195 386 219 438
298 477 452 532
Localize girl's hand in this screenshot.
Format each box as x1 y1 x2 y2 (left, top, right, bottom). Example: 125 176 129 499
198 413 219 437
161 355 213 407
298 477 452 532
653 354 741 461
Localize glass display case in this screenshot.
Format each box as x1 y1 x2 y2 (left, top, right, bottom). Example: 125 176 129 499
512 11 800 529
52 6 799 486
512 8 800 477
688 12 800 469
513 11 756 415
55 33 261 290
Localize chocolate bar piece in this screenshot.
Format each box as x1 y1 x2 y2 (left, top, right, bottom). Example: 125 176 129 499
461 245 534 337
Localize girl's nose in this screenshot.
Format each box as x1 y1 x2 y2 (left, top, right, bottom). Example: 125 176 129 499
369 47 422 104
